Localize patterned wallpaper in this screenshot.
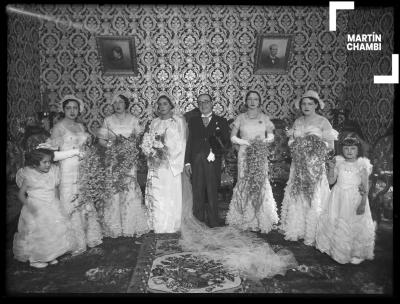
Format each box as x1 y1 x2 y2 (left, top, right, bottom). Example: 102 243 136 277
7 4 394 146
19 4 349 137
344 7 394 145
7 8 42 140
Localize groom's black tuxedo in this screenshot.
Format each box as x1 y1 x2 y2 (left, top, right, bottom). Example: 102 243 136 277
184 113 230 227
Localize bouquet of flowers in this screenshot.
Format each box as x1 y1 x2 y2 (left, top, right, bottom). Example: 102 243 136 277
241 138 271 214
140 129 168 168
104 133 140 194
140 128 168 230
290 134 328 206
76 143 111 212
76 130 139 214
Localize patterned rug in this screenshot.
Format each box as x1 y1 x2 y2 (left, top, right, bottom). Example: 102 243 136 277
127 226 393 294
127 233 263 293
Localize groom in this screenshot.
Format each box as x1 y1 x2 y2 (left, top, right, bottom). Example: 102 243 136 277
184 93 230 228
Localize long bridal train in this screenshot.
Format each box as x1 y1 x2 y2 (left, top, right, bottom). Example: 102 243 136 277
179 171 298 280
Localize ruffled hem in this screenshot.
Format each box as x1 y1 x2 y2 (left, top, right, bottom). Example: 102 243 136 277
101 182 150 238
279 177 328 245
68 208 103 253
226 180 279 234
13 231 73 263
13 204 75 262
316 214 375 264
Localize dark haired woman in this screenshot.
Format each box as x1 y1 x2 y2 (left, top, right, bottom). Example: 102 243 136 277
142 95 186 233
279 90 338 246
13 148 74 268
226 90 278 233
97 92 150 238
51 94 103 255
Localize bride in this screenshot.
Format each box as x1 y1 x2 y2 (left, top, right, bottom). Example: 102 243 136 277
143 95 297 280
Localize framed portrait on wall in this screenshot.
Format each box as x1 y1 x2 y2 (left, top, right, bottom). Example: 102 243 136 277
253 34 293 75
96 36 138 76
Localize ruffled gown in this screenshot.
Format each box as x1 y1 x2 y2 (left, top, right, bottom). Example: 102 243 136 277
316 156 376 263
279 115 338 246
13 166 74 263
51 121 103 255
145 115 186 233
226 113 279 233
100 114 150 238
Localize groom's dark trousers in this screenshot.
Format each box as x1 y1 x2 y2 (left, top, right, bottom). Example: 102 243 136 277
184 114 230 228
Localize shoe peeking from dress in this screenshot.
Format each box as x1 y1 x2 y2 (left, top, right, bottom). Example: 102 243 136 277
30 262 48 268
350 257 364 265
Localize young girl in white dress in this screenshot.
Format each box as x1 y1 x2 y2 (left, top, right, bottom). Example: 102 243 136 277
226 90 277 233
97 93 150 238
13 148 78 268
316 133 376 264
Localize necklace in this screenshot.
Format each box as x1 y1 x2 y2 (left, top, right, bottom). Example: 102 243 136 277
246 111 260 119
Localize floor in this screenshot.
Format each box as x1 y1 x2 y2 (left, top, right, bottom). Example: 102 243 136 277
5 184 393 295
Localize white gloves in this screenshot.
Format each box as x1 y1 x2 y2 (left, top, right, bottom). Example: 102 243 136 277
264 133 275 143
231 136 250 146
53 149 80 161
232 134 274 145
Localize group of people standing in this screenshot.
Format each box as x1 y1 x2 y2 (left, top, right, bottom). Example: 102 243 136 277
13 89 376 275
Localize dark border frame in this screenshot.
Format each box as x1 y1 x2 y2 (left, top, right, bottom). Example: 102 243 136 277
96 35 139 76
254 34 293 75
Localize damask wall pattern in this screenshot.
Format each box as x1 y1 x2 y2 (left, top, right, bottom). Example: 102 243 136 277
344 7 394 145
30 4 349 136
7 9 42 140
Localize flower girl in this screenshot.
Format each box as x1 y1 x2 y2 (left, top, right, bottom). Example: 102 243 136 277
13 147 79 268
316 133 376 264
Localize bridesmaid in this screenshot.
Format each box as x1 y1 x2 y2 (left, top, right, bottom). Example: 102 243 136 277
279 90 338 246
51 94 103 255
98 92 150 238
226 90 278 233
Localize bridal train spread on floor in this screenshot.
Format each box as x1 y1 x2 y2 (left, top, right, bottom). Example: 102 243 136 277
179 171 298 280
